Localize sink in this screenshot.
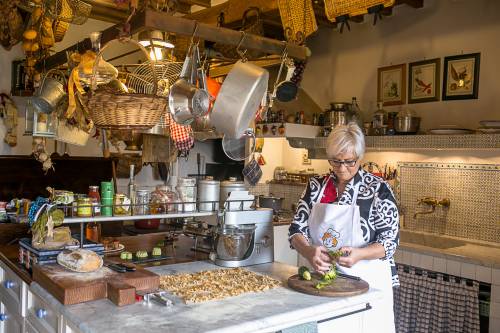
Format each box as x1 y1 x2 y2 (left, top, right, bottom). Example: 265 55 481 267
400 230 467 249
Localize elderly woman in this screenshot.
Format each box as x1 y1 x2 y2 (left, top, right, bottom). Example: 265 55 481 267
289 122 399 332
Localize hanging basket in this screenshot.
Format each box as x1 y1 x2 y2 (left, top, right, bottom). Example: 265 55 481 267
324 0 395 22
87 38 167 130
278 0 318 44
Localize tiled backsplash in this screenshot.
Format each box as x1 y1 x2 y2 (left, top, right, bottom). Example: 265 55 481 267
397 162 500 243
249 183 305 212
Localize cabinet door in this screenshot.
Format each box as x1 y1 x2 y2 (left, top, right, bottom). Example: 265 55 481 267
273 225 298 266
26 289 61 333
0 260 28 318
0 301 24 333
25 320 41 333
317 305 368 333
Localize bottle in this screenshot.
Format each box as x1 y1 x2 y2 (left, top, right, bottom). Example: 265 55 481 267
373 102 388 131
88 186 101 216
128 164 136 215
350 97 363 127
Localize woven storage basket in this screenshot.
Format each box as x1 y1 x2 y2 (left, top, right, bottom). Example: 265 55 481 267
324 0 395 22
87 38 167 130
278 0 318 44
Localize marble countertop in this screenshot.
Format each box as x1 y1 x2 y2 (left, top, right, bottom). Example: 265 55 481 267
31 261 382 333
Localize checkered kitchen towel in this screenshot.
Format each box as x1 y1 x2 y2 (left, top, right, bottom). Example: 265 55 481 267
395 264 480 333
166 114 194 154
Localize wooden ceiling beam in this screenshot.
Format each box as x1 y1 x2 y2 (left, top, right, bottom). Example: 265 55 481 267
395 0 424 9
180 0 211 8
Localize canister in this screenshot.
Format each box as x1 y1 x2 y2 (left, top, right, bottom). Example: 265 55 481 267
198 177 220 211
177 177 197 212
220 177 247 209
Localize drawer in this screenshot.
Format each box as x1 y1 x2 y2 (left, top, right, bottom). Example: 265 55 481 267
0 260 28 318
26 289 62 333
63 318 81 333
0 301 24 333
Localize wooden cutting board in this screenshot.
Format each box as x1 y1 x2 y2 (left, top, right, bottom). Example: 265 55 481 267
288 274 369 297
33 263 159 306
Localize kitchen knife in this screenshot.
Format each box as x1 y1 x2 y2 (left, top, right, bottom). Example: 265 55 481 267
337 272 361 281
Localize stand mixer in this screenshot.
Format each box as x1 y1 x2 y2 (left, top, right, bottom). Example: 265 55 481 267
209 208 274 267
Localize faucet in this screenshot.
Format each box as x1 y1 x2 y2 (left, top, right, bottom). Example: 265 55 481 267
413 197 450 219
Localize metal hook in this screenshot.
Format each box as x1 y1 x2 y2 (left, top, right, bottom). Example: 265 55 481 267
236 31 248 61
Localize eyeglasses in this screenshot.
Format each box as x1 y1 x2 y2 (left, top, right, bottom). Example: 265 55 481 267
328 159 358 167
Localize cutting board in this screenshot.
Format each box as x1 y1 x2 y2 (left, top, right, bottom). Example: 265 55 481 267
33 263 159 306
288 274 369 297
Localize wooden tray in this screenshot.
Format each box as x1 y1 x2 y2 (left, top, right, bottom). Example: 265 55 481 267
288 273 369 297
33 263 159 306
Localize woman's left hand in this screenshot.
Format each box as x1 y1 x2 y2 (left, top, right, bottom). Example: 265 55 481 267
337 246 363 268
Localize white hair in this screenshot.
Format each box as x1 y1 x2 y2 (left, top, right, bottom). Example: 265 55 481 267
326 122 365 160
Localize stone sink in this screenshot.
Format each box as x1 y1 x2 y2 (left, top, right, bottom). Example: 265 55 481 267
399 230 467 249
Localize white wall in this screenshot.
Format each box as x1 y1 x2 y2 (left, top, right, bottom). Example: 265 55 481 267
301 0 500 130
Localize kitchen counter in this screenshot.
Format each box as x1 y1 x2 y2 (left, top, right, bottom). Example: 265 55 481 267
399 229 500 269
30 261 382 333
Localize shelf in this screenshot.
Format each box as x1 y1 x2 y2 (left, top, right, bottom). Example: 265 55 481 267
256 123 321 139
63 211 216 224
287 134 500 158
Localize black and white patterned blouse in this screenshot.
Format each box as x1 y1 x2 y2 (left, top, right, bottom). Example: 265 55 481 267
289 168 400 287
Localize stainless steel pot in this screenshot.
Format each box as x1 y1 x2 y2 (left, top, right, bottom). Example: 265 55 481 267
198 178 220 211
215 224 256 260
258 195 283 213
395 116 421 134
211 61 269 138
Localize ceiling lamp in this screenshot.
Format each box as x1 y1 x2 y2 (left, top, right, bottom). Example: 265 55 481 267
138 30 174 61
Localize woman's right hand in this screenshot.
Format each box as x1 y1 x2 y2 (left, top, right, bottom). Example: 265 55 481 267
303 245 332 272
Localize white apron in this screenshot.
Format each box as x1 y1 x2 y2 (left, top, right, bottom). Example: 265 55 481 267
309 176 395 333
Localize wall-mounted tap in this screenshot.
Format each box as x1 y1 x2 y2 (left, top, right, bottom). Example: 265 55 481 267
414 197 450 218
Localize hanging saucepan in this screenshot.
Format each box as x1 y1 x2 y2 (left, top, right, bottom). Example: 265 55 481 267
211 61 269 138
275 59 298 102
168 44 210 125
32 69 67 114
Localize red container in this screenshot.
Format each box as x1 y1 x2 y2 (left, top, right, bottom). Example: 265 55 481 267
134 219 160 230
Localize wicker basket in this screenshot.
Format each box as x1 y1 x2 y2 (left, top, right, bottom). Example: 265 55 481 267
278 0 318 44
324 0 395 22
88 38 167 130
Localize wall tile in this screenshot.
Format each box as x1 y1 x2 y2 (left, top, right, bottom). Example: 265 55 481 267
493 268 500 285
398 162 500 243
489 317 500 333
460 263 476 280
394 250 404 263
446 259 462 276
402 251 412 265
492 285 500 304
433 257 447 273
411 252 421 267
490 302 500 319
420 254 434 270
475 265 492 284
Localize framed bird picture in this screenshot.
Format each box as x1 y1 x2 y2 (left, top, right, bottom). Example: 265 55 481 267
378 64 406 106
442 53 480 100
408 58 440 104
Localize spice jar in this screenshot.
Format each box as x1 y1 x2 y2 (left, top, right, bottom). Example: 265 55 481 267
150 185 178 214
77 197 92 217
85 222 101 243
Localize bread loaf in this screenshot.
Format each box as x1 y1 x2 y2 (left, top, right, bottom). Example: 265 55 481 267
57 249 103 273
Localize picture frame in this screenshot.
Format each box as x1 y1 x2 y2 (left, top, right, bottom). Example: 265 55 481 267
408 58 440 104
442 53 480 100
378 64 406 106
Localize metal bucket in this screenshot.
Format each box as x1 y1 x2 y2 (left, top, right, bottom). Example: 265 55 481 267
33 72 67 114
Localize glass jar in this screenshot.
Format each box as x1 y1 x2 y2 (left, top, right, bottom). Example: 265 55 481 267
372 102 388 130
150 185 178 214
88 186 101 216
113 194 130 216
85 222 101 243
77 197 92 217
135 189 150 215
176 177 197 212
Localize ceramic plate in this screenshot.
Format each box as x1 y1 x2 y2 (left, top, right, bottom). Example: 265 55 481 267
428 128 474 135
479 120 500 128
103 243 125 254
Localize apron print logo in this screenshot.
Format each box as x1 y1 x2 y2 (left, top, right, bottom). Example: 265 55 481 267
321 228 340 249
